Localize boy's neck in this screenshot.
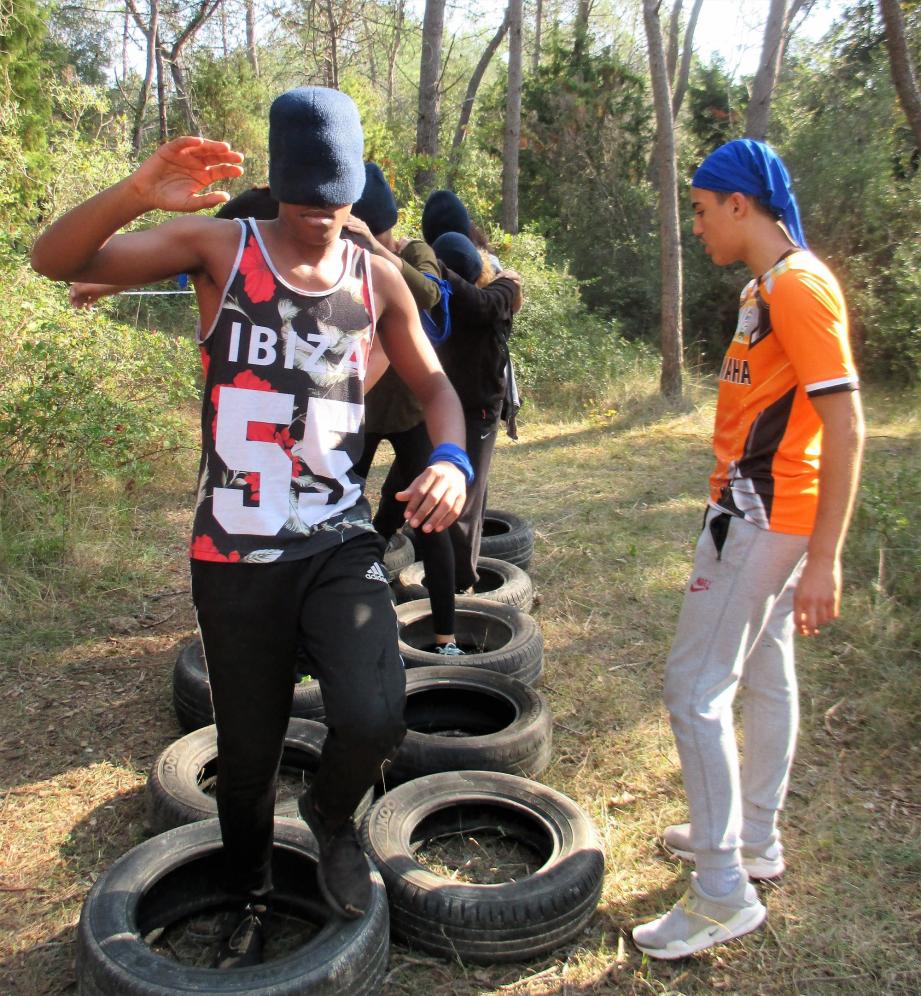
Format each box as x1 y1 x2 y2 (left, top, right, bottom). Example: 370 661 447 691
743 222 800 278
258 218 347 289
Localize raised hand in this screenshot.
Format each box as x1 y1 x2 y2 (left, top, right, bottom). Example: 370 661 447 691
129 137 245 213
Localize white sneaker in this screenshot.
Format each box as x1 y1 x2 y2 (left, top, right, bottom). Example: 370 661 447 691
632 872 766 960
663 823 785 880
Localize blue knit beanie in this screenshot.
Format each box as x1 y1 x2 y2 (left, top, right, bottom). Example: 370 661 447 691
268 87 365 207
352 162 398 235
422 189 470 245
433 232 482 284
693 139 808 249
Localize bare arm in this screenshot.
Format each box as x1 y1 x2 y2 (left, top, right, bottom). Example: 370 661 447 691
364 337 390 393
31 137 244 285
794 389 865 636
371 256 467 533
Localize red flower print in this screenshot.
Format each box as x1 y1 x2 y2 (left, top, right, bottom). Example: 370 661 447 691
239 236 276 303
211 371 276 440
232 370 274 392
244 472 261 502
189 534 241 563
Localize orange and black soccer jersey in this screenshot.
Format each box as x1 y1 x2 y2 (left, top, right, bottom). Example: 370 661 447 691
710 250 858 536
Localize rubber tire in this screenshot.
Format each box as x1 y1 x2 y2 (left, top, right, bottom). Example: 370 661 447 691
395 596 543 685
147 719 373 834
361 771 604 964
478 509 534 570
388 666 552 784
382 530 414 581
76 818 389 995
394 557 534 612
172 641 326 732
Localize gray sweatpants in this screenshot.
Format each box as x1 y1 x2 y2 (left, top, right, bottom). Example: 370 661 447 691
663 508 808 874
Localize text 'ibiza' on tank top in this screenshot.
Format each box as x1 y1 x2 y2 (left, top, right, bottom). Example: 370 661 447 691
190 218 377 563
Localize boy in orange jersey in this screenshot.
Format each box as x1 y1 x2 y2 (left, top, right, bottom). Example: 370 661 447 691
633 140 864 960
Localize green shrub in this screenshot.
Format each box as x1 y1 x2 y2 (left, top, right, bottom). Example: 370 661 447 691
0 247 198 497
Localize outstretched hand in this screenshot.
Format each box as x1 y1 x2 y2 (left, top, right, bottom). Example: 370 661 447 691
129 136 245 213
396 462 466 533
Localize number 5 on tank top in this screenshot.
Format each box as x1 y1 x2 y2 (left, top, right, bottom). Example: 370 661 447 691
213 387 363 536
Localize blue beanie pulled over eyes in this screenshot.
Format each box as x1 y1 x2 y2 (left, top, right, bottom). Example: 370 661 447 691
352 163 398 235
693 139 808 249
433 232 482 284
269 86 365 207
422 189 470 245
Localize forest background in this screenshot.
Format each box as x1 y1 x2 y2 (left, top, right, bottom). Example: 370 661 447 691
0 1 920 992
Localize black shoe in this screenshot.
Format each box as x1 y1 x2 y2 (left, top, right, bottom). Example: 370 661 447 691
212 901 266 970
298 790 371 919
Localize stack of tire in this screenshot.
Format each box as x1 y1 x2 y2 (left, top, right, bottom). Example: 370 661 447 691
75 511 605 994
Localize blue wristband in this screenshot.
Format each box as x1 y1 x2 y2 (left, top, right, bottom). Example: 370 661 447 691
428 442 475 485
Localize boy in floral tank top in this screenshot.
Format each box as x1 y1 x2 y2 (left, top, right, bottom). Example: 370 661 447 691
32 88 470 968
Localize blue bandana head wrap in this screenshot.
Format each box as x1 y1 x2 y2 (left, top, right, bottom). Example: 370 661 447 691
692 139 807 249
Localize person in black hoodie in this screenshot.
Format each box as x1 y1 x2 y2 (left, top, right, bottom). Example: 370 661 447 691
380 231 522 591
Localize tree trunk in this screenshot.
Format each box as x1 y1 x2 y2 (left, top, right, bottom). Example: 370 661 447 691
643 0 684 400
745 0 788 141
533 0 542 72
574 0 591 57
666 0 682 86
648 0 702 184
672 0 703 116
325 0 339 88
155 34 168 142
447 11 510 183
167 53 199 133
129 0 158 154
502 0 523 233
880 0 921 151
220 0 228 58
386 0 406 122
414 0 447 193
246 0 259 75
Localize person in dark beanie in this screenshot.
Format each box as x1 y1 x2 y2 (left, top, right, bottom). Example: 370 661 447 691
32 86 470 969
378 230 523 593
421 188 470 246
344 167 466 653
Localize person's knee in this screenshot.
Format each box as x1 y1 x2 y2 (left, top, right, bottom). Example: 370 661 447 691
336 707 406 761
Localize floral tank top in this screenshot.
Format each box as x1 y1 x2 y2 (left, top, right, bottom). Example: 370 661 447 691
190 218 376 563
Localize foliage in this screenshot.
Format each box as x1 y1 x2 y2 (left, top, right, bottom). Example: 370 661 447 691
774 2 921 382
493 226 656 406
0 243 198 502
0 0 51 147
513 40 659 341
188 50 271 183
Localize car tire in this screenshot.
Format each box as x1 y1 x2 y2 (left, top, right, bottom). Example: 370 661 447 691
394 557 534 612
387 666 552 784
361 771 604 964
148 719 373 834
172 641 326 732
478 510 534 570
395 597 543 685
76 818 389 994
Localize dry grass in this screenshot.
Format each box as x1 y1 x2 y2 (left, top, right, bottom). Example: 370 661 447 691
1 383 920 995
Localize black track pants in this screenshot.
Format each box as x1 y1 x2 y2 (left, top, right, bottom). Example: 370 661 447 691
190 531 406 899
356 422 457 635
377 412 499 591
